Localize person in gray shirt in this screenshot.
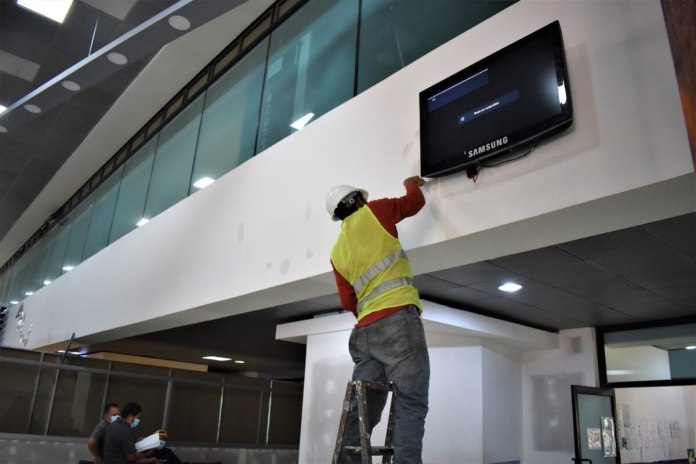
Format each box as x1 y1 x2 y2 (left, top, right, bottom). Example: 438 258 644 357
88 402 120 464
103 402 161 464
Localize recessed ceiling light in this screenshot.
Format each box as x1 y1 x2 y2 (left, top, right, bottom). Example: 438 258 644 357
136 218 149 227
25 291 34 296
43 280 52 286
203 356 231 362
17 0 73 23
24 104 42 114
107 52 128 65
193 177 215 189
498 282 522 293
168 15 191 31
0 105 6 113
61 80 80 91
57 350 81 355
687 346 696 350
10 300 19 305
290 112 315 130
62 265 74 272
234 360 245 364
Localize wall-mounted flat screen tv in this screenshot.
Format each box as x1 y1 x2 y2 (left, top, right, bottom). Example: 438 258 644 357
419 20 573 177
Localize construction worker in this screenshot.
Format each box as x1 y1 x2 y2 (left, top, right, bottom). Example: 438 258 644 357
326 176 430 464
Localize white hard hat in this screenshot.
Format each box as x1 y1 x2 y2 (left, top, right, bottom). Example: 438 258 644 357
325 185 368 221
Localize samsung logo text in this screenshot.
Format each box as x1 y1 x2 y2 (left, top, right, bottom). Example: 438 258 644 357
467 136 508 158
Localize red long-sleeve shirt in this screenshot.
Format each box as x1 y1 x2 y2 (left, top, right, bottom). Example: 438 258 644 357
331 181 425 326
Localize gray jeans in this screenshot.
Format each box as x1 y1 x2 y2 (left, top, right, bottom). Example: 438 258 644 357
344 305 430 464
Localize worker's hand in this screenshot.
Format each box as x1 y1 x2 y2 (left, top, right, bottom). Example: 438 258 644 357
404 176 425 187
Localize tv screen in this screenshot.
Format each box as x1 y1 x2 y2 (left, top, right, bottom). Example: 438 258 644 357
419 21 573 177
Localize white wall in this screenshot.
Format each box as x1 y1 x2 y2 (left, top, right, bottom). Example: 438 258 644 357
3 0 694 352
297 326 490 464
483 344 522 464
299 329 490 464
425 335 484 464
521 328 599 464
616 386 696 463
298 329 354 463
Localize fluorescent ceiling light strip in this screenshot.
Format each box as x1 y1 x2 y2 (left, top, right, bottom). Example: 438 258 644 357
4 0 195 115
17 0 73 23
57 350 81 355
203 356 231 362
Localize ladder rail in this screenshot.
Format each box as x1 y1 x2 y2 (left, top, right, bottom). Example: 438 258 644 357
332 382 356 464
332 380 395 464
357 381 372 463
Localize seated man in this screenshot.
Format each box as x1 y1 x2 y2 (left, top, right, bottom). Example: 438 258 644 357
152 429 183 464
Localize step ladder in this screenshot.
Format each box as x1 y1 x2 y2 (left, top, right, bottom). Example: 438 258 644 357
332 380 396 464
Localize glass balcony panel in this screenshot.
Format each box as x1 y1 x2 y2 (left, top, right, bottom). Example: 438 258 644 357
109 136 158 244
256 0 358 153
357 0 516 93
143 95 204 219
191 38 269 193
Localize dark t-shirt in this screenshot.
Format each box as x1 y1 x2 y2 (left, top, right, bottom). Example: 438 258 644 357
154 447 182 464
103 419 137 464
89 420 109 456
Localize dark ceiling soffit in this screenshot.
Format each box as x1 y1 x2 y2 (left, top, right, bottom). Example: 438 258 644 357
0 0 245 128
0 0 310 275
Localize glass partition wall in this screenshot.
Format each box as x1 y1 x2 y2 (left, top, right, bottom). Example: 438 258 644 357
597 319 696 386
0 0 515 306
0 348 302 445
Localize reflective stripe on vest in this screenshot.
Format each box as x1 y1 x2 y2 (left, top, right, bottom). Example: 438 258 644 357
330 206 421 320
357 276 414 313
353 249 408 295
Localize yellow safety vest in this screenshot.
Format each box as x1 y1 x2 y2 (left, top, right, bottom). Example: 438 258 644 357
331 206 421 322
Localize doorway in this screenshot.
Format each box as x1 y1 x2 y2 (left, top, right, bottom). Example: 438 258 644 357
571 385 620 464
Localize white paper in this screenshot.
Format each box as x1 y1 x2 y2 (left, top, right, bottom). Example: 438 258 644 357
135 432 160 452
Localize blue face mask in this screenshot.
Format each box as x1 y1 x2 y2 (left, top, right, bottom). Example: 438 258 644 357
110 415 120 423
130 418 140 429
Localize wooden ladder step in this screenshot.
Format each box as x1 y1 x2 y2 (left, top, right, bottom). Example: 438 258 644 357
343 445 394 456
